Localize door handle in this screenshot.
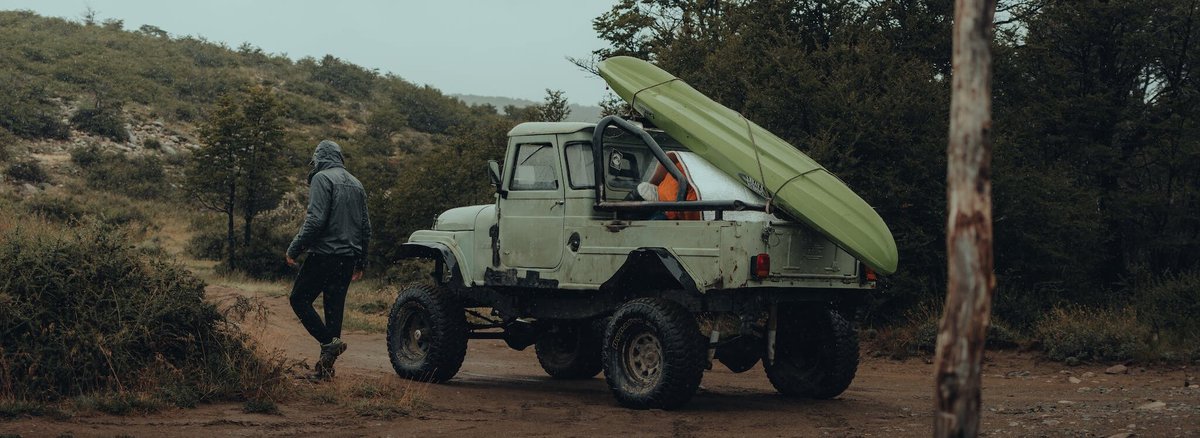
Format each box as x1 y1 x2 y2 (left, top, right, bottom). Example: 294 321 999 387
553 200 565 206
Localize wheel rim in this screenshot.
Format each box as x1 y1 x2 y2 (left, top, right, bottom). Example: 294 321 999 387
395 303 431 362
622 330 663 386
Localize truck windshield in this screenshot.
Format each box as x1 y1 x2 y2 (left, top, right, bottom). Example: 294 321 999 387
510 143 559 191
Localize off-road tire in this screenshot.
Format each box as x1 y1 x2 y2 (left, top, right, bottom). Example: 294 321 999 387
386 284 468 383
602 298 706 410
764 306 858 399
535 320 603 379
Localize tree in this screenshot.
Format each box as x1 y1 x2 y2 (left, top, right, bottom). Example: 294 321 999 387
186 86 289 269
934 0 997 437
536 89 571 122
235 86 288 248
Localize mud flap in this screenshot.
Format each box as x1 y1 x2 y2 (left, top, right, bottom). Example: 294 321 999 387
600 248 701 295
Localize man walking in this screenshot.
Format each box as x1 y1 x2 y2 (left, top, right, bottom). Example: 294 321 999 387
286 139 371 381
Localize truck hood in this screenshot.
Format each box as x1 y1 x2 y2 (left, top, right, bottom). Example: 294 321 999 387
434 205 494 231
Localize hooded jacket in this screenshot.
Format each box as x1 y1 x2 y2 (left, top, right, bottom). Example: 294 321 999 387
286 140 372 268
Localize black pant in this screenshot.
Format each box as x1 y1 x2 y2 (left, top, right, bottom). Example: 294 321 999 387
289 254 355 345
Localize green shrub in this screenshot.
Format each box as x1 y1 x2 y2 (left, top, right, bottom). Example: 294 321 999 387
24 193 147 228
0 129 13 162
0 219 290 402
1134 271 1200 359
873 304 1022 359
0 73 69 140
1035 306 1149 362
70 104 130 142
187 226 228 261
5 159 49 184
69 144 104 167
143 138 162 150
70 146 170 199
190 210 297 280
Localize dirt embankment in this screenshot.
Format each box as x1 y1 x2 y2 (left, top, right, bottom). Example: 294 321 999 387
3 285 1197 438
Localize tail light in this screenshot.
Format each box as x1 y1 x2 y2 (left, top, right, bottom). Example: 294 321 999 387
859 262 878 286
751 253 770 279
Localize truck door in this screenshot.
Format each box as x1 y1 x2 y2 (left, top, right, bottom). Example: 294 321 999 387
499 138 565 269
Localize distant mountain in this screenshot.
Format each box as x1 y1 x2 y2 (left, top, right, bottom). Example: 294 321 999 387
452 94 603 123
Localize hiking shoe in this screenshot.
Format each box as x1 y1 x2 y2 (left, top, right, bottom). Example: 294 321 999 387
303 368 333 382
315 338 348 378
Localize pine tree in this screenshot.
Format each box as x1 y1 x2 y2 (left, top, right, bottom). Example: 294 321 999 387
186 85 288 269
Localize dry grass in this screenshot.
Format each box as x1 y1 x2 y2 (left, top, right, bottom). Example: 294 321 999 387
300 375 430 420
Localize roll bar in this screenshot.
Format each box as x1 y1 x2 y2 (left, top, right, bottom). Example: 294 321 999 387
590 115 766 215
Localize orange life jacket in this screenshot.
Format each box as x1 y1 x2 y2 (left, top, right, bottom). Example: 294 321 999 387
657 172 700 220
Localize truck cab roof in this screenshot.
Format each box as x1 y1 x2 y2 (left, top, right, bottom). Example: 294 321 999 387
507 122 595 137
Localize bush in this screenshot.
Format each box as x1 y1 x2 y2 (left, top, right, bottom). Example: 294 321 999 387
0 74 70 140
870 304 1022 359
187 225 228 261
5 159 49 184
0 219 289 402
70 146 170 199
24 193 147 228
70 104 130 142
1134 271 1200 358
143 138 162 150
69 144 104 167
1035 306 1148 362
190 209 297 280
0 128 13 162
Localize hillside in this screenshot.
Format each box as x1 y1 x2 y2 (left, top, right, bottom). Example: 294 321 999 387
452 93 603 122
0 10 514 273
0 10 512 157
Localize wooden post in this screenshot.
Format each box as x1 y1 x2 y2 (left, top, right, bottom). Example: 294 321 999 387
935 0 997 437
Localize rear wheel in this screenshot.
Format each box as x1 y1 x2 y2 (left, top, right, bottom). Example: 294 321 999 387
764 306 859 399
535 320 603 379
386 284 468 383
602 298 706 410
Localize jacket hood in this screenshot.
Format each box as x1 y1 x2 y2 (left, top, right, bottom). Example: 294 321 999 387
307 140 345 184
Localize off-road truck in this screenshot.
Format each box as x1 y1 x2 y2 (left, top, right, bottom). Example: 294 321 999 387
385 114 886 410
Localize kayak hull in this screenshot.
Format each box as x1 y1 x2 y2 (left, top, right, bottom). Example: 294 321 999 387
598 56 898 274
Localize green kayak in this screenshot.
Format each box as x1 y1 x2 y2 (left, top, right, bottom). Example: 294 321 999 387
598 56 898 274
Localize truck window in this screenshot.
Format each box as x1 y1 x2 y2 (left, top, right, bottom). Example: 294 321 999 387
563 142 594 189
509 143 559 191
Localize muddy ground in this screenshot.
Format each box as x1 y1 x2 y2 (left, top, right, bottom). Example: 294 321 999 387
3 285 1197 438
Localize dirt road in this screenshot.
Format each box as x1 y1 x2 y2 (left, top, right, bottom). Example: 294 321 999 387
4 286 1197 437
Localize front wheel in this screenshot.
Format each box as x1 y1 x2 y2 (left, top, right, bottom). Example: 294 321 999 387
386 284 468 383
602 298 706 410
764 306 859 399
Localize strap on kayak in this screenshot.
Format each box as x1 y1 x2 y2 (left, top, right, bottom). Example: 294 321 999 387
630 78 681 113
764 167 824 215
742 115 770 212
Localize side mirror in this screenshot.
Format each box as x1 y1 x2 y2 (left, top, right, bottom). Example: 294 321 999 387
487 160 507 198
487 160 501 186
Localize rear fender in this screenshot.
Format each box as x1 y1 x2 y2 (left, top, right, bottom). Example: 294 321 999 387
600 248 701 295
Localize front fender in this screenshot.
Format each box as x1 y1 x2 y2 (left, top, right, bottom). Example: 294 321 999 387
397 240 464 287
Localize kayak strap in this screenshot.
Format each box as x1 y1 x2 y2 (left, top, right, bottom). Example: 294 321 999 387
765 167 825 215
741 115 770 212
630 78 681 114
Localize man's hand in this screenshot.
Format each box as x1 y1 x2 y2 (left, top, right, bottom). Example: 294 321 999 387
286 255 297 267
352 270 364 281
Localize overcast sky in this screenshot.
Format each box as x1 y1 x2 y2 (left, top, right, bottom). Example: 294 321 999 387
0 0 616 105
